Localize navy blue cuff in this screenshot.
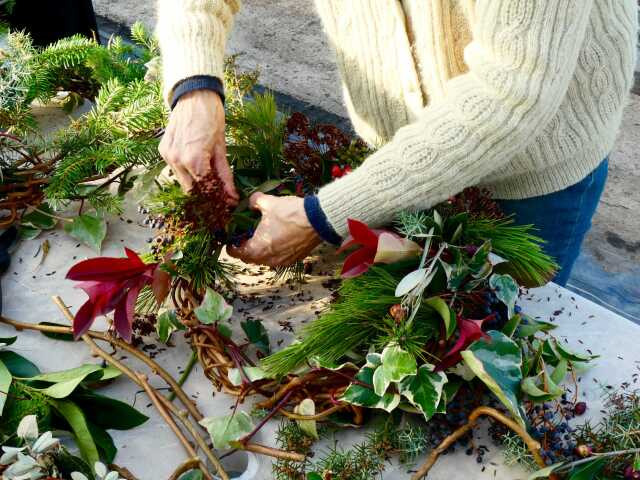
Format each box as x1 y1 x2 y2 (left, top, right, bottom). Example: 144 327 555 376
170 75 225 110
304 195 342 246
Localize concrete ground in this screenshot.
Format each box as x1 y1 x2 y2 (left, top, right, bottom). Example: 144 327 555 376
93 0 639 320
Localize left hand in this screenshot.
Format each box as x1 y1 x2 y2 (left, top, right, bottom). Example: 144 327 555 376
227 193 321 267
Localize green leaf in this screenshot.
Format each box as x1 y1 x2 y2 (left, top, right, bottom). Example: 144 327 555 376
399 364 447 421
489 274 519 319
0 336 17 347
50 399 100 468
522 371 563 402
528 463 564 480
502 314 522 338
307 474 323 480
0 351 40 377
64 215 107 252
0 359 12 415
21 205 57 230
178 471 204 480
342 365 400 413
516 317 557 338
461 330 524 426
87 422 116 463
38 322 75 342
425 297 457 339
156 310 183 343
217 324 232 338
552 339 598 363
200 411 254 450
241 319 270 355
19 225 42 240
372 344 417 396
468 241 492 278
228 367 270 387
72 392 149 430
567 457 606 479
28 364 106 398
550 359 569 385
294 398 318 439
395 268 428 297
194 288 233 325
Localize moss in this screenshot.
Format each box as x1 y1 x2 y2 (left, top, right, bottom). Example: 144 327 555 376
0 381 52 444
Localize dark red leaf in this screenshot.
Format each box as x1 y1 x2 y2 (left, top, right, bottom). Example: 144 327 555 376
436 315 494 371
73 300 97 340
152 265 171 305
346 219 379 249
341 247 376 278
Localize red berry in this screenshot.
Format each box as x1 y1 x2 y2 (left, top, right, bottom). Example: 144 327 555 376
573 401 587 415
343 165 353 174
331 165 343 178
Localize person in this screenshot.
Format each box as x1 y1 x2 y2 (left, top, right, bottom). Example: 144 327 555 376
156 0 637 286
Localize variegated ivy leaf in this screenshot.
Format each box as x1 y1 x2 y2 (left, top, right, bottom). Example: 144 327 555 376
489 273 519 319
399 365 447 421
372 344 417 396
461 330 525 427
341 365 400 413
194 288 233 325
227 367 271 387
200 411 254 450
294 398 318 439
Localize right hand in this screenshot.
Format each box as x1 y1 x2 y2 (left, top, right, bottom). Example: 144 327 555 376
159 89 239 202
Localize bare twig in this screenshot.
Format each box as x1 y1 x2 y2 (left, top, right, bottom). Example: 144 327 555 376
241 443 305 462
168 458 202 480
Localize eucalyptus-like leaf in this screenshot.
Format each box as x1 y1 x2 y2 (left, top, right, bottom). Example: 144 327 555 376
395 268 428 297
194 288 233 325
200 412 254 450
489 273 519 319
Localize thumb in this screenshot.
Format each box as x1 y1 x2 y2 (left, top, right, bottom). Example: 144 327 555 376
249 192 272 212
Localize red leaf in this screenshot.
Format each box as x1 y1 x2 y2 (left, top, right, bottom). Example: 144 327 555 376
73 300 97 340
436 315 494 371
341 247 376 278
66 248 154 282
152 266 171 305
346 219 379 249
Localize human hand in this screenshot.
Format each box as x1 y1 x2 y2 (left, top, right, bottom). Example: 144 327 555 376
227 193 321 267
159 90 239 202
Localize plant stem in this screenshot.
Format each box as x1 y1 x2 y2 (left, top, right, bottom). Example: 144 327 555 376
241 390 294 446
30 206 73 223
168 458 202 480
556 448 640 472
242 443 305 462
169 350 198 402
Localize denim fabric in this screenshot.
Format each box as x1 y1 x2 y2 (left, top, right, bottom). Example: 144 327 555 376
498 159 609 287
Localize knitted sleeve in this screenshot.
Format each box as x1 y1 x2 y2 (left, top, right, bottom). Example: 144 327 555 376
156 0 241 104
317 0 594 238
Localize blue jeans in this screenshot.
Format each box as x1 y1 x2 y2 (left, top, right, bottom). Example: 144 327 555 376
498 159 609 287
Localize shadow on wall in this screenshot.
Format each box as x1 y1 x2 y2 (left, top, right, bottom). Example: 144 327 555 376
567 250 640 325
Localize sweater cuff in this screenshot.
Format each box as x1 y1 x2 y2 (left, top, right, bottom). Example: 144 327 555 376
170 75 226 110
304 195 342 246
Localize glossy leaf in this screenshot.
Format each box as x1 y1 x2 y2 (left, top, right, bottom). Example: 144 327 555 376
87 422 116 463
28 364 112 399
502 314 522 338
50 399 100 468
425 297 457 339
516 317 557 338
372 344 417 396
0 351 40 377
228 367 270 387
38 322 75 342
0 336 17 347
0 359 11 415
461 330 524 426
552 339 598 363
567 457 606 479
294 398 318 439
436 315 492 371
399 364 447 421
72 392 149 430
64 215 107 252
194 288 232 325
241 319 270 355
21 205 57 230
489 274 519 319
342 365 400 413
200 411 254 450
528 464 564 480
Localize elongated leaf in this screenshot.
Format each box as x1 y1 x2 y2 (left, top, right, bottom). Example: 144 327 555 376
0 359 11 415
528 464 564 480
0 351 40 377
64 215 107 253
227 367 270 387
516 317 557 338
87 422 116 463
489 274 519 319
178 471 204 480
552 339 598 363
50 399 100 468
28 365 104 399
200 412 254 450
502 314 522 338
425 297 457 339
550 359 568 385
461 330 524 426
342 365 400 413
241 319 270 355
72 393 148 430
522 371 563 402
0 336 17 347
567 457 606 479
399 365 447 421
194 288 232 325
395 268 427 297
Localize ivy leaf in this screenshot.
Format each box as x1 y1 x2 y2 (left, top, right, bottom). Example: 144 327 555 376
194 288 232 325
425 297 457 339
461 330 524 426
19 225 42 240
241 319 270 355
21 205 57 230
399 364 447 421
155 310 184 343
199 412 254 449
227 367 270 387
489 274 519 319
49 399 100 468
294 398 318 439
0 359 11 415
342 365 400 413
372 344 417 396
64 215 107 253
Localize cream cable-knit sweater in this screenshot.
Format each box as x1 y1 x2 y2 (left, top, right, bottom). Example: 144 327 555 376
156 0 637 238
